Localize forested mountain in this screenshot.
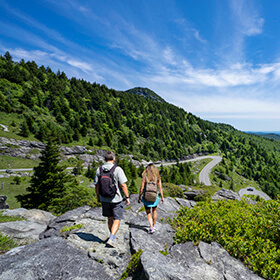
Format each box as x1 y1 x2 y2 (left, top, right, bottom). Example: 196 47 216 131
125 87 166 103
248 132 280 141
0 51 280 198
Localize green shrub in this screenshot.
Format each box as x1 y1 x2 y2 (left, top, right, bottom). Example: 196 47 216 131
163 183 184 198
193 192 211 201
60 223 84 234
171 199 280 279
120 249 146 280
48 184 98 215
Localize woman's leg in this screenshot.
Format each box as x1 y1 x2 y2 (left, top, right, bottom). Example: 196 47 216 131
152 206 157 226
145 207 154 229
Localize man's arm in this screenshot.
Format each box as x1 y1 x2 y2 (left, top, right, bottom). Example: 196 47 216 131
95 183 101 203
120 183 130 206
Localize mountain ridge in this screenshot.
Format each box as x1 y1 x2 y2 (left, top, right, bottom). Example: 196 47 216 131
125 87 166 103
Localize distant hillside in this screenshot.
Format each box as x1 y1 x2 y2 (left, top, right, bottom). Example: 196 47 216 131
246 132 280 141
125 87 166 103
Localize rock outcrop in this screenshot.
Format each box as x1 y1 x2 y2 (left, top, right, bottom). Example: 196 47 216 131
211 188 241 201
0 194 263 280
0 208 55 244
0 137 142 167
0 196 9 209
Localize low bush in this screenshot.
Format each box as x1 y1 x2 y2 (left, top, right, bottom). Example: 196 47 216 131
171 199 280 279
47 184 98 215
163 183 184 198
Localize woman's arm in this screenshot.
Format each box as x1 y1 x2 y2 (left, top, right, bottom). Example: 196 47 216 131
158 178 164 203
138 177 146 203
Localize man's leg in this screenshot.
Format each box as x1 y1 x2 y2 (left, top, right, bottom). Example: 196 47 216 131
110 219 121 236
106 202 123 246
107 217 114 232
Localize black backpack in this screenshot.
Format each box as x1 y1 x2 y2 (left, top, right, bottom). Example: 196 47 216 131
98 165 117 198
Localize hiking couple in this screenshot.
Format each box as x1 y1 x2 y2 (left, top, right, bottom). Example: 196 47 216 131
94 151 164 247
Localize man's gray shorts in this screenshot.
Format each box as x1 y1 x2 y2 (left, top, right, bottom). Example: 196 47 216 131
101 201 123 220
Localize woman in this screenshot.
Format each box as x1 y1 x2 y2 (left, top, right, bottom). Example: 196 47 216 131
138 163 164 233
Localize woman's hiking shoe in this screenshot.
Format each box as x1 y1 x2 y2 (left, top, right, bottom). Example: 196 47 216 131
148 227 155 234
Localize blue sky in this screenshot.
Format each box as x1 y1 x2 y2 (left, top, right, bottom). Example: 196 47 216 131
1 0 280 132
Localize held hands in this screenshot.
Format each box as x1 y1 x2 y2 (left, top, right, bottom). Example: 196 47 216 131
161 197 164 204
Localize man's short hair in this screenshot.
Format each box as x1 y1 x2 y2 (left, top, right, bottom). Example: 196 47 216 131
105 151 115 162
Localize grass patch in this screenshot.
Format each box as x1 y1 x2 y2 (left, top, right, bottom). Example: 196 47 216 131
0 232 20 255
0 177 29 209
0 212 25 223
59 223 84 234
138 205 146 213
0 212 25 255
0 155 39 169
210 167 259 192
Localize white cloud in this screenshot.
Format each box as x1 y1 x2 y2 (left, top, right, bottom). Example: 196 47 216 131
193 29 207 44
67 59 92 72
185 96 280 115
229 0 264 36
148 61 280 89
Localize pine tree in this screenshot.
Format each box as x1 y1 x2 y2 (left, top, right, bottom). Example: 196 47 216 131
16 139 75 210
19 121 30 137
88 137 94 147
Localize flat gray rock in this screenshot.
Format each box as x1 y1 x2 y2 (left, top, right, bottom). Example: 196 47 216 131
198 241 263 280
0 220 47 244
130 223 175 253
211 188 241 201
1 208 55 225
175 197 196 208
0 237 113 280
141 251 187 280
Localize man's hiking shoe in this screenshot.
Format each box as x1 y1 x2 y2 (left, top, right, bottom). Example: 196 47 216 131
106 238 116 247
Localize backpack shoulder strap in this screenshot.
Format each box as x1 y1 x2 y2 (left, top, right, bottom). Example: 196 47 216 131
109 165 117 174
99 165 103 175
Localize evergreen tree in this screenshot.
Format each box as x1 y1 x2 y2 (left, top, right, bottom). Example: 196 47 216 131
88 137 94 147
19 121 30 137
72 158 84 176
16 140 76 210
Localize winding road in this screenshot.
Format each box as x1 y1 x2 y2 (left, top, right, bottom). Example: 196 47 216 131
238 187 271 200
0 156 222 185
198 156 222 185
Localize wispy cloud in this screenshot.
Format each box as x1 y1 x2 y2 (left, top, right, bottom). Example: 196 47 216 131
148 61 280 89
229 0 264 36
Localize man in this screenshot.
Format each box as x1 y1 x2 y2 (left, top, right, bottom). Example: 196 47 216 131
94 151 130 247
